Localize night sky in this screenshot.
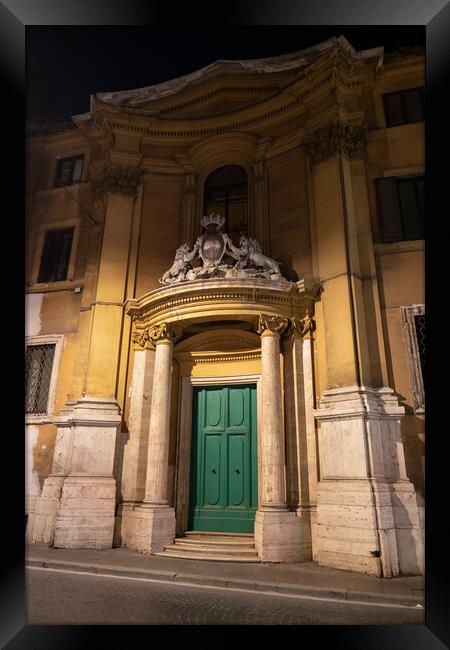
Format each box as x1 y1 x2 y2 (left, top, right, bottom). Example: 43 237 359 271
26 26 425 122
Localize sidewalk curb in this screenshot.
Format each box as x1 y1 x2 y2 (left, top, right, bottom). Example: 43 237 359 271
26 558 424 607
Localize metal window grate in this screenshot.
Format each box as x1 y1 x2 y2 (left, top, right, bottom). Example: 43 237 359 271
414 315 425 384
25 344 56 414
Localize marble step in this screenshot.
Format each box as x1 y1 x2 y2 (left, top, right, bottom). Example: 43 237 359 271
156 547 261 562
184 531 253 538
155 532 260 561
175 536 255 548
170 542 257 556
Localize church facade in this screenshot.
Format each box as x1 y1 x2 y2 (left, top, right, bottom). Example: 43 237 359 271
25 36 425 577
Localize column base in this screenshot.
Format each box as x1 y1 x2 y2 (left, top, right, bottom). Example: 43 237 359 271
53 476 116 549
123 504 176 554
254 509 304 562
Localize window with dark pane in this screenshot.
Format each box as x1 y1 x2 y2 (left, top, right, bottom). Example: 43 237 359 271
54 155 84 187
376 176 424 243
414 315 425 385
38 227 74 283
204 165 248 241
25 344 56 414
383 87 424 127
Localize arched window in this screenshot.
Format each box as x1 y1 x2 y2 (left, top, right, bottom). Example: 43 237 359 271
204 165 248 239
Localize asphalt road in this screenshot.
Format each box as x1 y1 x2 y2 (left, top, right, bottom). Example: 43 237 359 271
26 567 425 626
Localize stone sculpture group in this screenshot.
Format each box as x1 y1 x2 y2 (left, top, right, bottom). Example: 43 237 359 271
160 214 284 285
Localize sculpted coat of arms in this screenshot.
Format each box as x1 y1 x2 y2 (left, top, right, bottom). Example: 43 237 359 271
160 214 285 285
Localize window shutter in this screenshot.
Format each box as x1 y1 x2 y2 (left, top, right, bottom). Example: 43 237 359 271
405 88 424 123
375 177 403 242
397 178 425 240
37 227 74 283
383 93 403 127
72 157 83 182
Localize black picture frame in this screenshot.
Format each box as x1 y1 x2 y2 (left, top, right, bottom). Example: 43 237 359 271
5 1 449 647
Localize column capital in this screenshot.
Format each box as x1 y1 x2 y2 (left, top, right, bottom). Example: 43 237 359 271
304 121 369 167
133 322 182 348
288 313 315 339
257 314 289 337
93 165 143 197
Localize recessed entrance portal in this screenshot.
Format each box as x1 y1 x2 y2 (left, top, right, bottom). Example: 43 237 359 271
189 384 257 533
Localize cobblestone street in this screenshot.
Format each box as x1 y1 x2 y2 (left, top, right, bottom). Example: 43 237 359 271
26 567 425 626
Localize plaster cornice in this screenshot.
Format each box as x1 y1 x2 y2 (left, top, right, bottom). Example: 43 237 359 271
90 36 382 112
71 38 382 145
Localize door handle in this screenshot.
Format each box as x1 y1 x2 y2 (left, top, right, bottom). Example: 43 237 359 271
234 469 240 474
210 468 216 474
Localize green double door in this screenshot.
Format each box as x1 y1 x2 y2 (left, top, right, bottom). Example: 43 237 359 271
189 384 258 533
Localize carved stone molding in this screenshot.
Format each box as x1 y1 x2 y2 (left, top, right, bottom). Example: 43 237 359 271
93 165 143 196
303 122 368 166
257 314 289 337
133 322 182 348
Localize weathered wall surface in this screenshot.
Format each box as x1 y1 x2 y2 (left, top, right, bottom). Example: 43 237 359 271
268 150 313 284
135 176 184 297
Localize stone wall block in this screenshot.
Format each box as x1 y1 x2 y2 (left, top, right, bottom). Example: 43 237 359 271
317 550 380 575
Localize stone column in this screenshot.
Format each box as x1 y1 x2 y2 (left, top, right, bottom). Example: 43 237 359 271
119 346 155 546
254 314 302 562
283 314 317 561
125 323 180 554
306 122 423 576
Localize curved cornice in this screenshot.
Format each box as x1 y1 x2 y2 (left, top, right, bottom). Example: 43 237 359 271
126 278 319 339
92 36 382 112
75 37 383 144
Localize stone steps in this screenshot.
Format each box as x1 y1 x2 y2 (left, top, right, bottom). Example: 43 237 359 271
155 532 261 562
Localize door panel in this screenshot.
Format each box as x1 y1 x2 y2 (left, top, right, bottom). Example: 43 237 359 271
204 436 221 505
189 384 257 533
206 390 222 427
229 389 245 426
228 435 245 506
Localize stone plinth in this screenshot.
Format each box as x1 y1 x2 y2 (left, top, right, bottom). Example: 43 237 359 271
53 476 116 549
121 505 176 554
52 397 121 549
254 510 303 562
314 386 424 577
